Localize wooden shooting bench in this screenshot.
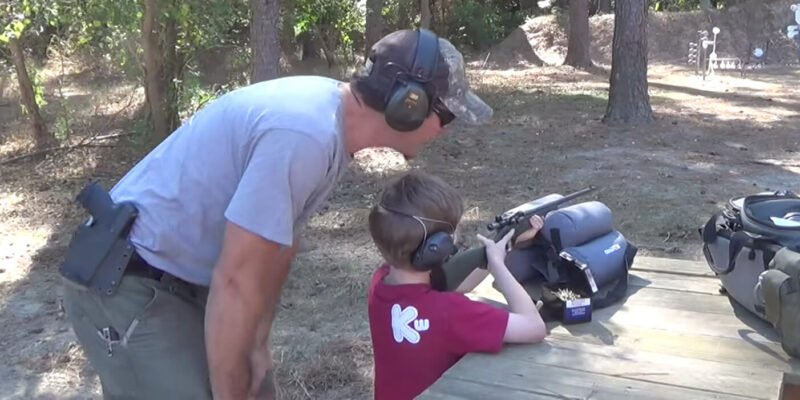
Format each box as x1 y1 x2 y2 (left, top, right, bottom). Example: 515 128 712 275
418 256 800 400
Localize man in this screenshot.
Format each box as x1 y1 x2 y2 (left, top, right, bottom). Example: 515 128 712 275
61 29 492 399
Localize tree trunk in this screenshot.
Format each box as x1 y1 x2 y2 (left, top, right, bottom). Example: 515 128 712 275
301 32 321 60
520 0 536 11
699 0 714 24
597 0 612 13
314 25 337 68
603 0 652 125
439 0 448 31
564 0 593 68
163 13 180 134
9 37 55 149
397 0 412 29
250 0 281 83
421 0 432 29
142 0 172 143
280 0 297 61
365 0 385 57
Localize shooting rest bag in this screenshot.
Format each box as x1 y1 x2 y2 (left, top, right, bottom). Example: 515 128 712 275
506 200 636 322
701 191 800 358
542 201 614 249
439 196 636 323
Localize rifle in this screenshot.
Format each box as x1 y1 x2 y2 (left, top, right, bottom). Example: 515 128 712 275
488 186 598 241
439 186 598 291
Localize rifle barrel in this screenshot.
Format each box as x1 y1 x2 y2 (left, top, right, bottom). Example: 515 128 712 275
487 186 598 232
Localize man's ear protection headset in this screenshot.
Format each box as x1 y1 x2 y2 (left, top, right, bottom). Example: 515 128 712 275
380 204 457 271
383 29 440 132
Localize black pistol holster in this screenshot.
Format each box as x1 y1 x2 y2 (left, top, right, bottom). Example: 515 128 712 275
59 182 138 296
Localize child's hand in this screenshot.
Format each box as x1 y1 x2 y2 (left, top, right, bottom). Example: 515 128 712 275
476 229 515 268
515 215 544 245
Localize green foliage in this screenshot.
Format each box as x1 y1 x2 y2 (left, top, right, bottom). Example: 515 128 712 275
451 0 529 50
169 0 250 52
295 0 364 57
53 105 71 140
60 0 142 76
648 0 746 12
649 0 703 11
382 0 419 32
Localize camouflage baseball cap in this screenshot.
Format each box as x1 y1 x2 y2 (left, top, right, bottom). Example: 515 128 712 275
436 38 493 125
366 29 493 125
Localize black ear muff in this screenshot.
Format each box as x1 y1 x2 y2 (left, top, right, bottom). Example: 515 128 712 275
384 29 439 132
412 231 458 271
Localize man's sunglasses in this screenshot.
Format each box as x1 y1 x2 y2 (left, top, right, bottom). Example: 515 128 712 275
432 99 456 127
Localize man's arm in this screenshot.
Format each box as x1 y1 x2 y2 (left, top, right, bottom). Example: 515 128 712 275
205 222 299 400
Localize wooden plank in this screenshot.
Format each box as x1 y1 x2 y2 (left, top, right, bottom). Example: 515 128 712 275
472 273 728 312
587 301 781 343
632 256 715 277
622 286 733 315
441 256 798 399
417 378 555 399
420 352 761 400
471 276 777 343
470 266 723 304
485 339 782 399
629 270 722 295
548 319 799 371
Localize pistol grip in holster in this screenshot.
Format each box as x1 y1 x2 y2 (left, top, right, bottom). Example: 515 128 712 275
59 182 139 296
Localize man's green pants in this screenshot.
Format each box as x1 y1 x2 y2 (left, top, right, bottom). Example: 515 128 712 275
62 272 212 400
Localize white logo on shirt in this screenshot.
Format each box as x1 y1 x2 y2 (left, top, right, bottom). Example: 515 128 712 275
391 304 429 344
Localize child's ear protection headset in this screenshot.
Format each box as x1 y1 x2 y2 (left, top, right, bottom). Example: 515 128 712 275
379 204 457 271
383 29 440 132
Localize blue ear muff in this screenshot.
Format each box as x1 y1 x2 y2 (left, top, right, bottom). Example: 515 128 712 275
384 29 440 132
411 231 458 271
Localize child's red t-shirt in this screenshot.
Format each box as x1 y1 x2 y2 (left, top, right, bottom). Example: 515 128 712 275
367 264 509 400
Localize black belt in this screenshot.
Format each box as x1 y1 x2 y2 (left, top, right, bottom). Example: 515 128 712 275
125 252 165 281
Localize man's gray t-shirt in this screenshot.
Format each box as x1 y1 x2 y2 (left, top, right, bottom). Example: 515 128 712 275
111 76 351 286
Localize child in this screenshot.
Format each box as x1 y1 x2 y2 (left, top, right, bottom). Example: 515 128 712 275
367 171 547 400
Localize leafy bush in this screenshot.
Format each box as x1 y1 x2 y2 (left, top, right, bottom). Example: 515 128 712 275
451 0 530 50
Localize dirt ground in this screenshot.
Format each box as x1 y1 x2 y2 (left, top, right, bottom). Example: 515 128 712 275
2 17 800 400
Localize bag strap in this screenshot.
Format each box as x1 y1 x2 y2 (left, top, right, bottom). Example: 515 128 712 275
549 228 563 252
724 230 781 274
725 231 750 274
701 212 723 245
590 240 637 309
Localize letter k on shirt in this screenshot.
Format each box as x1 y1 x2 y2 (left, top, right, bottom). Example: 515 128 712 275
367 264 509 400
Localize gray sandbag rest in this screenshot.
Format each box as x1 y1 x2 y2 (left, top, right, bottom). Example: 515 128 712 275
505 199 637 320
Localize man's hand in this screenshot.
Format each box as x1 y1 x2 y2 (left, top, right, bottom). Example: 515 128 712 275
206 222 297 400
248 316 276 400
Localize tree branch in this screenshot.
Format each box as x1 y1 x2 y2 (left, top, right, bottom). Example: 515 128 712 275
0 131 134 165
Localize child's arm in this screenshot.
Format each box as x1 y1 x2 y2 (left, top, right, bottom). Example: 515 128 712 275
476 219 547 344
455 215 545 294
490 255 547 343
